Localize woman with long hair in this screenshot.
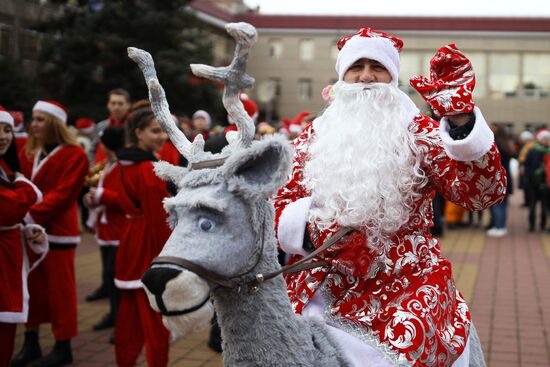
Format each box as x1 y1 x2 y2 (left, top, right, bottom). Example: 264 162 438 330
11 101 88 367
114 107 171 367
0 106 47 367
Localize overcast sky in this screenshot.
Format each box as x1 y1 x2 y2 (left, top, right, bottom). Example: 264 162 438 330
243 0 550 17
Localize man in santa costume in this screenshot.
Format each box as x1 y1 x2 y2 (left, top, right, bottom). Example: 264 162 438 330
274 28 506 366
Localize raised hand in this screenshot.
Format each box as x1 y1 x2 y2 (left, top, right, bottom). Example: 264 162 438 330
410 44 476 118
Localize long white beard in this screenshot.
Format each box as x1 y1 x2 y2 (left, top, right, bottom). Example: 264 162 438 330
303 82 426 250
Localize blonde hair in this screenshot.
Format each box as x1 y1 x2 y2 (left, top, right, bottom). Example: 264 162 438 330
26 114 79 158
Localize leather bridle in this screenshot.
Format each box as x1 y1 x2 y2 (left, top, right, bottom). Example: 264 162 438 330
151 225 353 295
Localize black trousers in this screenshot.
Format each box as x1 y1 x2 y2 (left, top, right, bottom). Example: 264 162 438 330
100 246 119 319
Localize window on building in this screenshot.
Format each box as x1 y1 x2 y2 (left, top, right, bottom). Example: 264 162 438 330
489 53 520 98
269 77 282 97
268 38 283 59
467 53 487 98
399 51 422 95
298 79 312 100
299 39 315 61
522 53 550 98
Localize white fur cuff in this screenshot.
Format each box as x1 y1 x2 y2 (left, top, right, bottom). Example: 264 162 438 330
439 107 494 162
94 187 104 205
14 175 43 205
277 197 312 256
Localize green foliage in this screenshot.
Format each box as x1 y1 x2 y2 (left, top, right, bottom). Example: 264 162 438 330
34 0 223 122
0 57 36 112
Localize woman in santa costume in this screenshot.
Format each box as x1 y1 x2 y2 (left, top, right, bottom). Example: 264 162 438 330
84 127 127 332
11 100 88 367
114 107 171 367
0 106 48 367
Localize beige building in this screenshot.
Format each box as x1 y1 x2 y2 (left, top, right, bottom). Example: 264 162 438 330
191 0 550 133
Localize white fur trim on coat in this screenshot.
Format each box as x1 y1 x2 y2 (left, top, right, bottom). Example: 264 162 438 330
14 175 43 205
277 197 312 257
115 278 143 289
94 187 104 205
439 107 494 162
47 234 80 244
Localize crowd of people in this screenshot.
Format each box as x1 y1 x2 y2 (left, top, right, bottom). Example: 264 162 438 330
0 84 317 367
432 125 550 238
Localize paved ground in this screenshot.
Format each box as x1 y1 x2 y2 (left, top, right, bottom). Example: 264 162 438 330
13 192 550 366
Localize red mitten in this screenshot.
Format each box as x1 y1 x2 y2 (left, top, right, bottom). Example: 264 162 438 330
409 44 476 117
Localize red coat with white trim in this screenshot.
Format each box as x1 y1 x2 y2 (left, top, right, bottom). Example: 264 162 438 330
0 161 43 323
93 161 126 246
115 149 171 289
273 114 507 366
19 145 88 244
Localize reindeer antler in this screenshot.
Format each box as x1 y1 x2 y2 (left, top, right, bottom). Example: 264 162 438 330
190 22 257 148
128 47 204 160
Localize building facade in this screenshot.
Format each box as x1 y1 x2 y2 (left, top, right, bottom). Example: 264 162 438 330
191 0 550 133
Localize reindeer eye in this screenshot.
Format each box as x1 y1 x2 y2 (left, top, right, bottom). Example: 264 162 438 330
198 217 215 232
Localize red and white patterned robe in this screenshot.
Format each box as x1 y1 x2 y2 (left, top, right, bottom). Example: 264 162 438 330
273 113 506 366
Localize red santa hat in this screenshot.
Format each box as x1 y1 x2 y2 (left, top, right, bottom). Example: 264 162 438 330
228 93 258 124
336 27 403 85
293 111 311 125
0 106 14 128
33 100 68 124
75 118 95 135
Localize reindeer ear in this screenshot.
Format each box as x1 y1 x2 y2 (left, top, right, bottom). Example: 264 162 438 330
154 161 185 187
223 135 292 199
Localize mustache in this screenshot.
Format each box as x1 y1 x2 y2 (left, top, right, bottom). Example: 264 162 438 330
332 81 392 95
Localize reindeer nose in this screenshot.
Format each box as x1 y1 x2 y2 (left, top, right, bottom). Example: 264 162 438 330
141 267 182 297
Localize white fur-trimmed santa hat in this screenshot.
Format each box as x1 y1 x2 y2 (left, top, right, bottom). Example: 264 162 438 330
33 100 68 124
0 106 14 128
335 27 404 85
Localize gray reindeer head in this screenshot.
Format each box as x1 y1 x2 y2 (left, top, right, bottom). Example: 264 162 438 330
129 23 292 338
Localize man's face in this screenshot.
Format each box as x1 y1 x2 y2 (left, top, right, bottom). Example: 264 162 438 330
343 58 392 84
107 94 130 120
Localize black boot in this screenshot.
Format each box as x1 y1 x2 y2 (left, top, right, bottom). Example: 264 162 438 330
31 340 72 367
85 286 108 302
92 312 115 331
10 330 42 367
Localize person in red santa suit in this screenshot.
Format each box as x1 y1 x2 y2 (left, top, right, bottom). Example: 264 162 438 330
114 107 171 367
0 107 48 367
11 100 88 367
84 126 127 332
273 28 506 367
